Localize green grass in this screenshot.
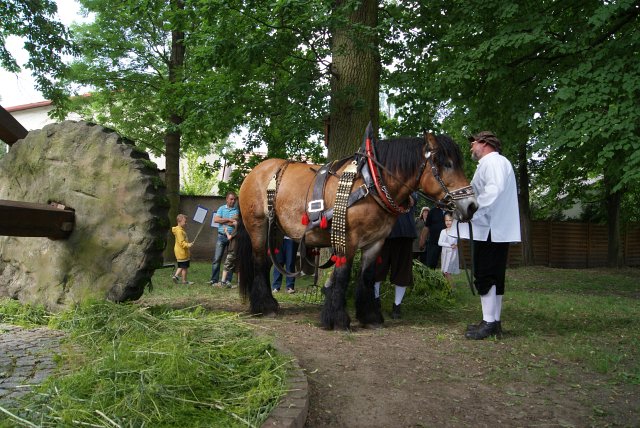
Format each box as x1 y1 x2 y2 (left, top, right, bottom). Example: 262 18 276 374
2 263 638 425
445 266 640 386
0 298 50 327
142 261 329 308
0 300 289 427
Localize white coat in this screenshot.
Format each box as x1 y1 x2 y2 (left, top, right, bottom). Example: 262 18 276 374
452 152 521 243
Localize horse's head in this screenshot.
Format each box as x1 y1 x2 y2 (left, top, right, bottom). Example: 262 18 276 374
419 133 477 221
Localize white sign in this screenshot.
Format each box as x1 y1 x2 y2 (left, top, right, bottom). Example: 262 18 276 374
193 205 208 224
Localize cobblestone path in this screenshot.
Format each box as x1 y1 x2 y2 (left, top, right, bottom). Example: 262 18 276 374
0 323 64 405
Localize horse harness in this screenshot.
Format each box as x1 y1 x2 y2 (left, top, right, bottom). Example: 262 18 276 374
265 130 473 278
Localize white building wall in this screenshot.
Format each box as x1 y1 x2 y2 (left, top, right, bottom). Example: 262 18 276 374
6 101 81 131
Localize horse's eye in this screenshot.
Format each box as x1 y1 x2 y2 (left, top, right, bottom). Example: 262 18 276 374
444 161 453 169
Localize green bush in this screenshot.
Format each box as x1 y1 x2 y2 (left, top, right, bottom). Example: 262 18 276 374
408 260 455 308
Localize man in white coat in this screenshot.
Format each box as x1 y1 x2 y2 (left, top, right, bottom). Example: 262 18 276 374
452 131 521 339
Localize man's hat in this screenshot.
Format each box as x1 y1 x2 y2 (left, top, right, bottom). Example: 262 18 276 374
467 131 502 153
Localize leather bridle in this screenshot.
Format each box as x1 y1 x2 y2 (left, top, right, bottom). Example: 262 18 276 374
362 135 474 216
423 147 475 213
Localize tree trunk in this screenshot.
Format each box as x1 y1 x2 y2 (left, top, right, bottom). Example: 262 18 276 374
163 0 186 262
328 0 380 160
517 139 533 265
604 171 622 268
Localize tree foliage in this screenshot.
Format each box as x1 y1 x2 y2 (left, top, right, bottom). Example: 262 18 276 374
11 0 634 264
380 0 639 264
63 0 331 194
180 151 218 195
0 0 74 105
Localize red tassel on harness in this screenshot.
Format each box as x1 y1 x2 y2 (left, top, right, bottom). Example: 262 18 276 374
340 256 347 265
267 249 271 256
331 254 338 262
301 212 309 225
376 255 382 265
320 215 328 229
274 248 280 254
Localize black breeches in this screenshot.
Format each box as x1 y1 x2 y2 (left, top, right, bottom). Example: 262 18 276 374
472 237 510 295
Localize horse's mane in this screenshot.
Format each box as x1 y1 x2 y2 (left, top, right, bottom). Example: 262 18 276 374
376 134 464 180
433 134 464 171
376 137 424 180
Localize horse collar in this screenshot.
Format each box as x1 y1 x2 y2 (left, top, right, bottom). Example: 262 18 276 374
365 137 409 215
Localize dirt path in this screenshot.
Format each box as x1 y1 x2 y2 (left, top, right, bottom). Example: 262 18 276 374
139 289 638 428
251 305 638 428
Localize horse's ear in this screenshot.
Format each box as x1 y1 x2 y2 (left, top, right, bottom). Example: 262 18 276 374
365 121 374 139
361 121 374 149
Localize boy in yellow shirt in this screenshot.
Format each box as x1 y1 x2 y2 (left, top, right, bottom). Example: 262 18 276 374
172 214 194 285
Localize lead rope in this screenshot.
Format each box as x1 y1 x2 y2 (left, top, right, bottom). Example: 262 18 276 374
457 221 476 295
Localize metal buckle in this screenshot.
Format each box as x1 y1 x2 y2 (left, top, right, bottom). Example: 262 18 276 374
358 183 369 197
308 199 324 213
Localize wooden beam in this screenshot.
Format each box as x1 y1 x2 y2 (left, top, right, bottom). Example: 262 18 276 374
0 105 29 146
0 200 75 239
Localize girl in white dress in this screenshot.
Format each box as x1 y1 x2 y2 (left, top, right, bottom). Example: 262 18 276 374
438 213 460 286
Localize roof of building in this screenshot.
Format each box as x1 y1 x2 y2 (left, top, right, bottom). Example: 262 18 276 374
4 100 54 112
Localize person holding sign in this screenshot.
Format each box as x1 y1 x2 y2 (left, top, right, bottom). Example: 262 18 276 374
172 214 194 285
210 191 239 285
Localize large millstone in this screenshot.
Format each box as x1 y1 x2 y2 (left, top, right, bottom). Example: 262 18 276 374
0 121 169 311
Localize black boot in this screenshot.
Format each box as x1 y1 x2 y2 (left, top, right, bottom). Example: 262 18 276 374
374 297 381 311
464 320 498 340
467 320 502 337
391 303 401 319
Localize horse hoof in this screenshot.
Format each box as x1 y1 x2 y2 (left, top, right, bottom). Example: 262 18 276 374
319 323 351 332
360 322 383 330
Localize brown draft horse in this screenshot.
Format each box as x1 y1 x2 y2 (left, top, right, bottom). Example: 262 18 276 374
236 128 477 330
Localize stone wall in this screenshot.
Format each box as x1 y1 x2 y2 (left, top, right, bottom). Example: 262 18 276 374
174 195 226 262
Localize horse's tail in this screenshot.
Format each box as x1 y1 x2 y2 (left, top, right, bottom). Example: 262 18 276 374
235 216 254 302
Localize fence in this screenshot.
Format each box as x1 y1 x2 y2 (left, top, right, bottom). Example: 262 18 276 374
176 197 640 267
457 221 640 268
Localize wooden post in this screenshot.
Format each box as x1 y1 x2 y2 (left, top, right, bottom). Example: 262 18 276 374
0 105 28 145
0 200 75 239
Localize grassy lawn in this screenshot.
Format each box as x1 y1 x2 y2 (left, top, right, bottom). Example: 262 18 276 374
409 265 640 387
145 261 639 387
1 262 638 426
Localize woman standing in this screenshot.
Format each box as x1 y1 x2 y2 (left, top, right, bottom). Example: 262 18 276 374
413 207 429 265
